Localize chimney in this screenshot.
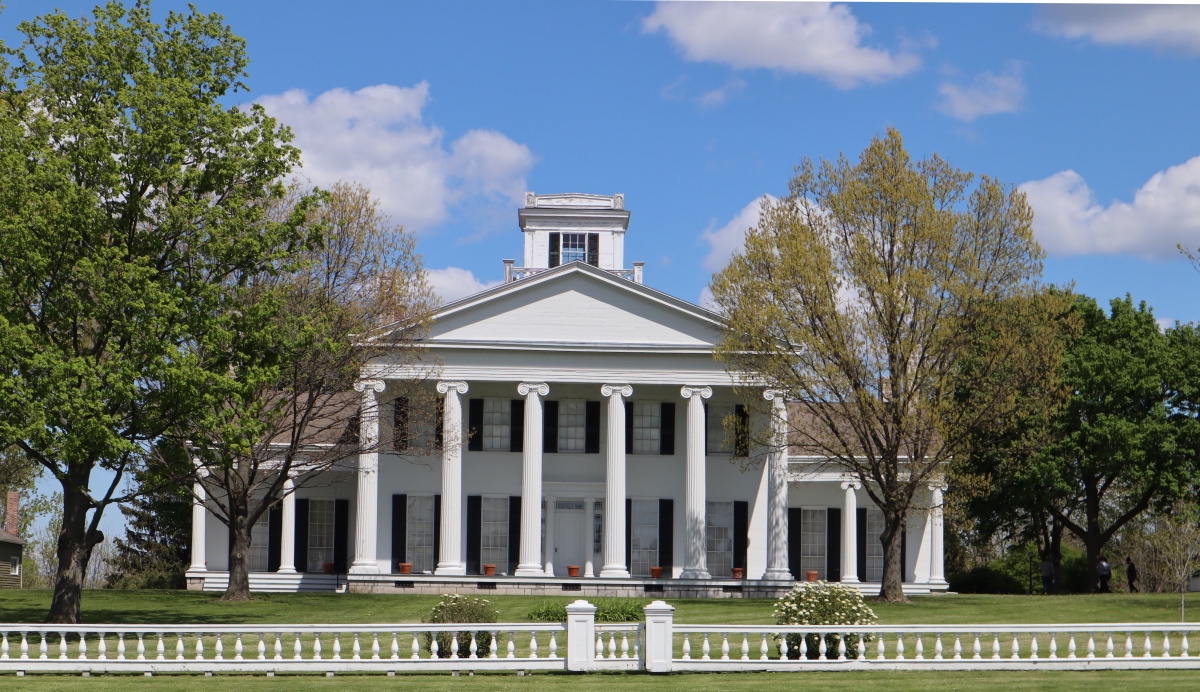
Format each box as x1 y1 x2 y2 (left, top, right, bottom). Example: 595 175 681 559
4 491 16 536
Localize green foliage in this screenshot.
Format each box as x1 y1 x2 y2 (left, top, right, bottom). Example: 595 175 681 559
105 466 192 590
423 595 499 658
773 581 877 659
948 566 1025 595
526 598 646 623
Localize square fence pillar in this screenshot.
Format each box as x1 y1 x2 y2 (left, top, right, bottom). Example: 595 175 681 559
643 600 675 673
565 600 597 671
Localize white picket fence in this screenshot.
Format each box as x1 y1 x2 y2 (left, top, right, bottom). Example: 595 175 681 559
3 600 1200 675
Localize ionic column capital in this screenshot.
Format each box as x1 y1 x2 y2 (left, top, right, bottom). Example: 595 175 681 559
601 384 633 398
518 382 550 397
927 477 948 494
680 385 712 400
436 380 469 395
354 378 386 395
763 389 787 402
841 475 862 491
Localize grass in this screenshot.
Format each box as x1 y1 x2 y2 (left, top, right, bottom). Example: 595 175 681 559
1 589 1199 625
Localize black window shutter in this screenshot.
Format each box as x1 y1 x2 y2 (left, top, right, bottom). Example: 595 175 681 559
660 402 675 455
508 496 522 573
267 504 282 573
624 402 633 454
826 507 841 582
333 499 350 573
900 527 908 583
394 397 409 450
787 507 803 579
434 494 442 566
466 495 482 575
734 404 749 458
856 507 868 582
295 499 310 573
434 398 444 447
586 233 599 266
543 400 559 453
733 501 749 574
625 499 633 571
585 401 601 453
392 494 407 572
467 398 484 451
510 399 524 452
549 232 561 267
658 499 673 573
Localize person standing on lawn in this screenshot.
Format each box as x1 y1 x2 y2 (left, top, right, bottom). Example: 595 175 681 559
1040 556 1056 594
1098 556 1112 592
1126 557 1139 593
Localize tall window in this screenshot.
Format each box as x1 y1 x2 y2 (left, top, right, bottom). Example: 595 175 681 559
9 556 18 576
630 500 659 577
407 495 436 573
593 500 604 556
561 233 587 264
483 398 510 451
632 401 660 454
866 507 885 582
801 509 827 580
481 497 509 572
307 499 336 573
558 400 586 452
706 404 735 454
706 501 735 578
247 516 271 572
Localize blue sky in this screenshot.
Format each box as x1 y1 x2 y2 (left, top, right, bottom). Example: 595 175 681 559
5 2 1200 532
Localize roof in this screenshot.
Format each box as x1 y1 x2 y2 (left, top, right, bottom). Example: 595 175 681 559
0 528 23 546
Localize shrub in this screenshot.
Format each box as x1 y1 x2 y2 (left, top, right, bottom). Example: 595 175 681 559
947 565 1025 594
526 598 646 623
423 595 499 658
773 581 877 659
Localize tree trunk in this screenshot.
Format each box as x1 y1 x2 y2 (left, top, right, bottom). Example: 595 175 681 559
46 482 100 624
877 509 908 602
221 503 253 602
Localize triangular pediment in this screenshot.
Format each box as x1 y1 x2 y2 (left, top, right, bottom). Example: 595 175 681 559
426 263 722 349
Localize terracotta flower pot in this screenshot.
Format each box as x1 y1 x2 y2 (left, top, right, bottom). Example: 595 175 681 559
483 563 496 576
566 565 581 577
650 566 664 579
399 562 413 575
731 567 744 579
322 562 335 574
805 570 819 582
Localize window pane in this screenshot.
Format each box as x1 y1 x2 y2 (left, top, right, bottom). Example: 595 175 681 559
632 401 660 454
801 508 826 580
407 495 436 573
558 400 586 452
706 404 735 454
866 507 885 582
481 497 509 573
706 501 734 578
307 499 336 573
247 514 271 572
561 233 587 264
483 398 510 451
631 500 659 577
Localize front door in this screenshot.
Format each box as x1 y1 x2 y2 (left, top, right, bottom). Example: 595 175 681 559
555 509 585 574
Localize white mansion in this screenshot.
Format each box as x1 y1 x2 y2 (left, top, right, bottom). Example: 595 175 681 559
186 192 949 597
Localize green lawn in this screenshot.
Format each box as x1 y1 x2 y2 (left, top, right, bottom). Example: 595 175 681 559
1 589 1198 625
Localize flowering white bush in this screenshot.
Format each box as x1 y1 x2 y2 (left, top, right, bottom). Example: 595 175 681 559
773 581 877 659
423 594 499 658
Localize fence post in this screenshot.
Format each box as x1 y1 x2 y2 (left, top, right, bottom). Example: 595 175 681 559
643 600 674 673
565 600 596 671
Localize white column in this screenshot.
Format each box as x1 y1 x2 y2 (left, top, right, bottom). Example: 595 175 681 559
278 474 297 573
762 390 792 581
515 382 549 576
350 378 385 574
435 381 469 575
189 480 207 572
841 476 861 584
600 384 632 578
928 478 948 585
544 495 557 576
679 385 712 580
583 497 596 577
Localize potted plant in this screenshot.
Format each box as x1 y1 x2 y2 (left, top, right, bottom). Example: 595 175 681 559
650 566 664 579
398 562 413 575
482 563 496 576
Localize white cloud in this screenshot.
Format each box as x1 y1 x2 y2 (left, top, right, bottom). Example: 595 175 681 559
700 195 774 271
427 267 501 304
1020 155 1200 259
256 83 534 232
642 2 920 89
936 61 1026 122
1037 5 1200 54
698 77 747 108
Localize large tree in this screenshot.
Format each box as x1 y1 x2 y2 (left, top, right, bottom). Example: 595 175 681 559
711 128 1053 601
178 181 439 601
0 2 306 622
